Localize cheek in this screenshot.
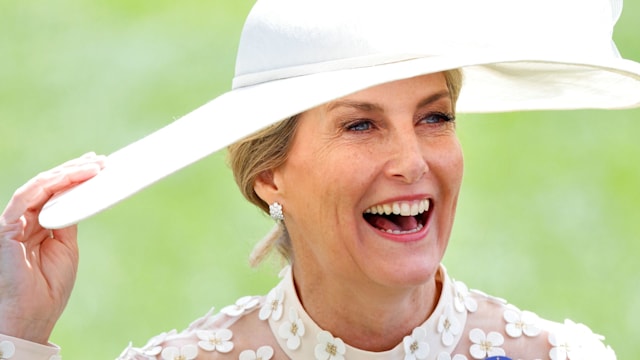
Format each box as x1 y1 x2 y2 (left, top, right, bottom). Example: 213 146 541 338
315 140 380 183
431 138 464 192
280 147 358 217
315 152 373 207
299 150 381 232
450 146 464 184
331 148 388 204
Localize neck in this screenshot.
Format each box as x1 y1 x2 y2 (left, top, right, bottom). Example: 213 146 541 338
292 263 442 352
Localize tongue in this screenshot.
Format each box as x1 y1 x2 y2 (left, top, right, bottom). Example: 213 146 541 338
368 214 418 232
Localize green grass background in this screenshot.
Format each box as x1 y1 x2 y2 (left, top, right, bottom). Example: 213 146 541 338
1 1 638 358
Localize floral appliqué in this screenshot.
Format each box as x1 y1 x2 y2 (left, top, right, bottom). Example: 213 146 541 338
161 344 198 360
453 281 478 313
259 287 285 321
196 329 234 353
221 296 260 317
0 341 15 360
315 331 346 360
239 345 274 360
437 353 468 360
549 331 576 360
503 308 541 338
278 307 306 350
437 304 462 346
548 320 615 360
139 331 176 356
469 329 505 359
403 327 430 360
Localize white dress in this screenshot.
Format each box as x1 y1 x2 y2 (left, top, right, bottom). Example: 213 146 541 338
0 265 615 360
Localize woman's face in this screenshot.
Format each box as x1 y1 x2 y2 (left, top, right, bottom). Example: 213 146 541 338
264 73 463 289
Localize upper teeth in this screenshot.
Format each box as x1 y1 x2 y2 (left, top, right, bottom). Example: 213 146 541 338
364 199 430 216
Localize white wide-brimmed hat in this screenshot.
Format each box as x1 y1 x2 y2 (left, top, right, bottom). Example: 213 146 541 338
40 0 640 228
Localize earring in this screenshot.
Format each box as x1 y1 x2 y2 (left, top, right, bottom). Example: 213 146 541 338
269 202 284 222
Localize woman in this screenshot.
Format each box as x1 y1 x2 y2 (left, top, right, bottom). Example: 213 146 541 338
1 0 639 359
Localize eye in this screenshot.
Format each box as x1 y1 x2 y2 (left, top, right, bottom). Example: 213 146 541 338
420 112 455 125
345 120 374 132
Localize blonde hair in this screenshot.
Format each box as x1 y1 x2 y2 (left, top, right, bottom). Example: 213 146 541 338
227 69 463 267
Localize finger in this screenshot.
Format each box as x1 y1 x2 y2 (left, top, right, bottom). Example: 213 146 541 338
0 215 25 239
1 156 106 223
0 223 23 240
16 163 104 237
57 152 102 169
50 224 78 245
17 162 105 238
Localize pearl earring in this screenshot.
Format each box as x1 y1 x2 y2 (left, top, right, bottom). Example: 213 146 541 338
269 202 284 221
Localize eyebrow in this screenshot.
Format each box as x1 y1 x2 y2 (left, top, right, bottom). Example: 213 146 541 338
326 90 451 113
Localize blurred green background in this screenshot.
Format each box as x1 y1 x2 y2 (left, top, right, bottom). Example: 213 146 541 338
1 0 638 358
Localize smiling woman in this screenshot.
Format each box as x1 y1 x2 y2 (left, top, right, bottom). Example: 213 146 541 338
0 0 639 359
251 74 464 351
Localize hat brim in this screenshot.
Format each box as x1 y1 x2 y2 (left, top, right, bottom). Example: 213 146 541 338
39 52 640 229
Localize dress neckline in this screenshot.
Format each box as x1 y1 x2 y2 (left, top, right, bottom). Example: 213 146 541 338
265 265 468 360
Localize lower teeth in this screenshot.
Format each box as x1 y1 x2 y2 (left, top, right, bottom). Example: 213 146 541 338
383 223 423 235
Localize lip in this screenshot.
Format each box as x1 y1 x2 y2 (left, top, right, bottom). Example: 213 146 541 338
365 194 432 207
363 194 433 243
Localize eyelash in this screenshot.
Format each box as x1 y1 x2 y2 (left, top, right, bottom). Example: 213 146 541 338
345 120 375 132
344 112 455 132
421 112 456 125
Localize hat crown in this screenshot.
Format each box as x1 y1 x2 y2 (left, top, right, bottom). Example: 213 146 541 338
233 0 622 88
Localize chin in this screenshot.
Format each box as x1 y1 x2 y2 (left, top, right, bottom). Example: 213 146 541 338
353 222 448 289
370 255 442 289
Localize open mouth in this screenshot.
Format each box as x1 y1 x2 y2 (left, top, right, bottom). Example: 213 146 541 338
363 199 430 235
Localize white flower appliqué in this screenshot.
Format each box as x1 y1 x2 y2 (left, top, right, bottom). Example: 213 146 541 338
161 344 198 360
315 331 346 360
140 331 176 356
437 352 468 360
437 304 462 346
453 281 478 313
259 287 285 321
0 341 15 360
403 327 430 360
548 319 614 360
278 307 306 350
469 328 505 359
548 331 575 360
221 296 260 317
196 329 234 353
503 308 541 338
239 345 274 360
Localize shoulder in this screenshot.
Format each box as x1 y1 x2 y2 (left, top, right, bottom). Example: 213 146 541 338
452 279 616 360
116 295 278 360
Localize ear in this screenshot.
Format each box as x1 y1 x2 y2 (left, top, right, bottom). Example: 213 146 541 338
253 169 281 205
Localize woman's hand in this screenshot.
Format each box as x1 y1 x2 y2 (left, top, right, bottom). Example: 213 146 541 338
0 152 106 344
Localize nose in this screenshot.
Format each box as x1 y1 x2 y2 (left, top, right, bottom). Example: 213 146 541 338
384 130 428 184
